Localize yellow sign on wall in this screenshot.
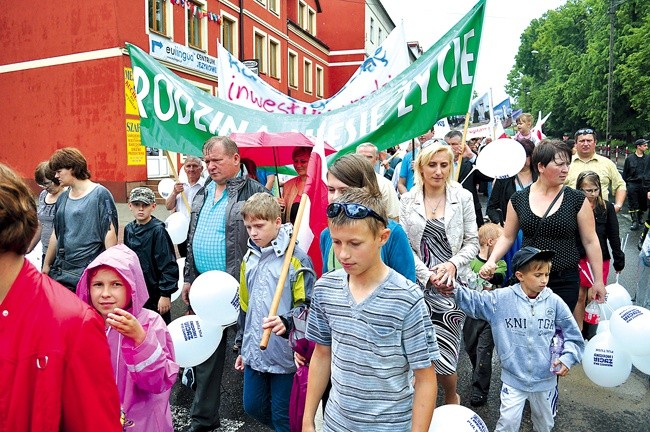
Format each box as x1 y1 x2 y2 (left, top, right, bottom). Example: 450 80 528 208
126 119 146 166
124 67 139 116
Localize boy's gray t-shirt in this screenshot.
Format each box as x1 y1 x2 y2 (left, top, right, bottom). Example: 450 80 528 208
306 269 439 432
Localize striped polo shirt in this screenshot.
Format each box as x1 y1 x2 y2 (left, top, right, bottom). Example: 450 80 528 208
306 269 440 431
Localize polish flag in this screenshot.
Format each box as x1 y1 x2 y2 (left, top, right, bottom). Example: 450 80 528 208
531 111 552 144
297 137 330 276
494 118 508 139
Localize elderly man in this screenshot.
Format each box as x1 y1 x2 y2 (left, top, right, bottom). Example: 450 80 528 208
181 136 267 432
623 139 648 230
566 128 626 212
166 155 205 256
356 143 400 221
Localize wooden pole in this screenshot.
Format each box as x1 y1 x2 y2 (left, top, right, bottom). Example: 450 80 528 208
260 193 308 350
165 150 191 213
455 112 471 182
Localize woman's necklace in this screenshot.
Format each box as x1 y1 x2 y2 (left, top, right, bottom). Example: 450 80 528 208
427 195 445 218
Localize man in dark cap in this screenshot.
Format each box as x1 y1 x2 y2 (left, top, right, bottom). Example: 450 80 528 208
623 138 648 230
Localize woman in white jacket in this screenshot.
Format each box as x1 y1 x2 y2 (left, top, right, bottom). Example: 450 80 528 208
400 142 479 405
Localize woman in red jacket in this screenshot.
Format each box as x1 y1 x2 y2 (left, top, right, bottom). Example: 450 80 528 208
0 162 122 432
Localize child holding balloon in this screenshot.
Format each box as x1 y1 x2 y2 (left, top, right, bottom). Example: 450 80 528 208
234 193 315 432
76 244 179 432
442 246 584 432
124 187 179 324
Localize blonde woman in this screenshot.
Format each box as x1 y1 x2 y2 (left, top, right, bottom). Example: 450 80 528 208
400 142 479 405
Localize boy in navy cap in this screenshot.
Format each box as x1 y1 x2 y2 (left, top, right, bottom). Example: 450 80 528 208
442 246 584 432
124 187 178 324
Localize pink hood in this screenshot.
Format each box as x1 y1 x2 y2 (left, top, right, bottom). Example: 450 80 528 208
77 245 178 432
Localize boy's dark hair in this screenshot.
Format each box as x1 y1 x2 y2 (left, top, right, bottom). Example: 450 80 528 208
241 192 281 221
329 187 387 236
49 147 91 180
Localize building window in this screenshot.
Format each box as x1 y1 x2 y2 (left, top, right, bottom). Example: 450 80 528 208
254 31 267 74
378 28 382 44
369 17 375 42
288 51 298 88
298 2 306 28
304 59 313 94
268 0 279 15
148 0 166 34
307 8 316 35
187 1 204 50
221 14 237 55
316 66 324 98
269 39 280 79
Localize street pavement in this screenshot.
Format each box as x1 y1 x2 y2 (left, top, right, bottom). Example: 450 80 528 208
115 163 650 431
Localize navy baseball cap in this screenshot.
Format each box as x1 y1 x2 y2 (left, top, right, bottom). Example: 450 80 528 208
511 246 555 272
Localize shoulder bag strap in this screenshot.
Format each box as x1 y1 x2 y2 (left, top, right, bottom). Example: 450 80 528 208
532 186 565 240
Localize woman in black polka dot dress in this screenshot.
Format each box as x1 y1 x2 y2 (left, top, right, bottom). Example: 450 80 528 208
478 140 606 312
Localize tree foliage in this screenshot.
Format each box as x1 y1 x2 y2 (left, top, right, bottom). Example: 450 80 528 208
506 0 649 141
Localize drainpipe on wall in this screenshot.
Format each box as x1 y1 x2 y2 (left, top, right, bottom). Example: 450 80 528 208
239 0 245 60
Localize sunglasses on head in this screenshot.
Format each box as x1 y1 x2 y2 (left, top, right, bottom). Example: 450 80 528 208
575 128 594 137
326 202 387 226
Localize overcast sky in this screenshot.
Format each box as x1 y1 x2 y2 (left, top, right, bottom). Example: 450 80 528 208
380 0 567 104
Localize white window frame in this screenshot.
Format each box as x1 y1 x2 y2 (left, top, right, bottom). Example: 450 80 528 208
220 11 239 57
268 0 279 16
187 0 207 51
288 50 298 89
268 37 281 79
298 1 307 29
307 8 316 35
254 29 268 74
304 59 313 94
369 17 375 43
145 0 173 38
316 65 324 98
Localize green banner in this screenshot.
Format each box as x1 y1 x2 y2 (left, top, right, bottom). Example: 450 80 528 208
128 0 484 158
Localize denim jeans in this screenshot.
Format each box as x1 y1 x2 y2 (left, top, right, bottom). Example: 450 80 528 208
243 365 294 432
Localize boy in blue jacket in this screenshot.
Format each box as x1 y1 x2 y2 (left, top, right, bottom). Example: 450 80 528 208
446 246 584 432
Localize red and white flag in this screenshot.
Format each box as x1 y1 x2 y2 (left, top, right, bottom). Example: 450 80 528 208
297 137 330 276
531 111 551 143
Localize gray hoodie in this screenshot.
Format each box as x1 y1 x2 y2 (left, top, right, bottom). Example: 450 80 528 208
454 282 584 392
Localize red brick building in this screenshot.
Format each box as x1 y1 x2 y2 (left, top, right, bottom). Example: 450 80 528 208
0 0 394 201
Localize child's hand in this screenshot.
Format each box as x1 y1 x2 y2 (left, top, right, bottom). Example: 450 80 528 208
294 351 307 367
107 308 146 346
553 360 569 377
234 355 244 372
181 282 191 305
262 315 286 336
158 296 171 315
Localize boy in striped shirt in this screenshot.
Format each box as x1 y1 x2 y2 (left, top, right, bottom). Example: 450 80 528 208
303 188 440 432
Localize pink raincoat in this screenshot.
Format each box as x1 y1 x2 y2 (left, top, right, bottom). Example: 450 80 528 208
77 244 179 432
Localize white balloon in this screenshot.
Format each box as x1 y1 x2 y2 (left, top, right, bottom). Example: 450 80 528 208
602 283 633 320
158 178 175 199
609 305 650 357
429 404 488 432
475 138 526 179
596 320 610 335
582 331 632 387
189 270 240 326
165 212 190 244
631 354 650 375
172 257 186 302
168 315 222 367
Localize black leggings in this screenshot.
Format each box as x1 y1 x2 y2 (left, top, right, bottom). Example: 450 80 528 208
548 268 580 312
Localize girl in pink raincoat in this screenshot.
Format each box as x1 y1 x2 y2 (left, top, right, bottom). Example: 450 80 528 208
77 244 179 432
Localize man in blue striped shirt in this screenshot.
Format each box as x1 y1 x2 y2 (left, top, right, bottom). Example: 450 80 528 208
304 188 440 432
